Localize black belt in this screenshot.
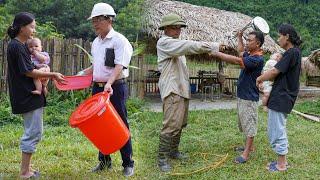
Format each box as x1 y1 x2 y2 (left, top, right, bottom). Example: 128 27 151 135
93 78 126 87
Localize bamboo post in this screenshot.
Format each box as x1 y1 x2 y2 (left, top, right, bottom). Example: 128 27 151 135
2 40 8 93
130 56 138 98
138 55 145 98
0 40 5 93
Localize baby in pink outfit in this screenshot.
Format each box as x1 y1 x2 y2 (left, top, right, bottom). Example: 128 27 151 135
27 38 51 95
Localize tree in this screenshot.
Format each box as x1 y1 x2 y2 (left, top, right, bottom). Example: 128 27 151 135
5 0 95 39
0 2 63 39
114 0 145 42
0 5 13 38
5 0 135 40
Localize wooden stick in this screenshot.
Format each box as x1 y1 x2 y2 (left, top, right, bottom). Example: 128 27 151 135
292 109 320 122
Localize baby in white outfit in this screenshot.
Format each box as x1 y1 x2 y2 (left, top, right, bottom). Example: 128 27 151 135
261 53 282 107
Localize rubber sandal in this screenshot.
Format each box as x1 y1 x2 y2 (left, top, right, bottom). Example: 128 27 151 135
234 156 247 164
267 162 287 172
267 161 290 168
234 146 245 152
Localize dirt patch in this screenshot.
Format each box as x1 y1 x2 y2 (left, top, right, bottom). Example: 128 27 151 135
145 97 237 112
144 85 320 112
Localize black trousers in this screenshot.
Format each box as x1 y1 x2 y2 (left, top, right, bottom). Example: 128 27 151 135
92 82 134 168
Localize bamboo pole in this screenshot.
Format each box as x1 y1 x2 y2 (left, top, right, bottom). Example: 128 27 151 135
292 109 320 122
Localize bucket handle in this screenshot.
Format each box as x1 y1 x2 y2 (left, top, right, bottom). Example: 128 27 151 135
97 92 110 116
97 106 106 116
101 91 110 101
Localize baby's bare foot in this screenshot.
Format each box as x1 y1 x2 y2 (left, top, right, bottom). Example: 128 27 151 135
31 90 41 95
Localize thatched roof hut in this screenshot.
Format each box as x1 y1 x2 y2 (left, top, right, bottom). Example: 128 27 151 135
143 0 283 55
307 49 320 69
302 49 320 76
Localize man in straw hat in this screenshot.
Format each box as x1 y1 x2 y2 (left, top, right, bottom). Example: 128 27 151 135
211 30 265 164
156 13 223 172
78 2 134 177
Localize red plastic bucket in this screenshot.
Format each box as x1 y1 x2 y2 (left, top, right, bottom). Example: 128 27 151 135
69 92 130 155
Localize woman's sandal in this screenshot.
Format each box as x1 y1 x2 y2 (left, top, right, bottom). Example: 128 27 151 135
267 162 287 172
267 161 290 168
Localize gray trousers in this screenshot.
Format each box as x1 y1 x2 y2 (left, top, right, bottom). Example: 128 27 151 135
20 107 43 153
268 109 288 155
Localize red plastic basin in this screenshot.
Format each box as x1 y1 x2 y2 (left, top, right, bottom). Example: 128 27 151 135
54 74 92 91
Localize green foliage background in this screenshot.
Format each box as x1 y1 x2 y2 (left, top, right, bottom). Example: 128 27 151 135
179 0 320 56
0 0 143 41
1 0 319 54
0 90 145 127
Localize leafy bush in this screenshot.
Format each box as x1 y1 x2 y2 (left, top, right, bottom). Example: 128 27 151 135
127 97 145 115
0 90 146 127
0 91 91 127
44 90 91 126
0 95 22 126
44 92 146 126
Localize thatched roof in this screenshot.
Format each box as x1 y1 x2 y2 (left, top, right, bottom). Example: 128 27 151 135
143 0 283 54
302 49 320 76
307 49 320 69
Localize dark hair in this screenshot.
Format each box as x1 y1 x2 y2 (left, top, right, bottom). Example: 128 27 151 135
278 24 302 47
249 31 264 47
7 12 35 39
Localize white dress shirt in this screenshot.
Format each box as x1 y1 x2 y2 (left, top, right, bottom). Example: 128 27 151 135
91 28 133 82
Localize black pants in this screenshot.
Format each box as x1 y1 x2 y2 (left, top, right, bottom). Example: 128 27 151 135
92 82 134 168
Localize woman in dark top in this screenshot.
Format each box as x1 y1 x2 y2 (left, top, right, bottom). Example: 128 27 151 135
7 12 65 179
257 24 302 172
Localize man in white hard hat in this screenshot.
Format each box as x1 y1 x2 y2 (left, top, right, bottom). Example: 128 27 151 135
78 2 134 177
156 13 221 172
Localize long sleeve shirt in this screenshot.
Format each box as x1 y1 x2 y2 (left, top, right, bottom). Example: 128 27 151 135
156 35 219 100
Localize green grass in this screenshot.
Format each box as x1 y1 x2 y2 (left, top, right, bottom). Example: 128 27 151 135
0 97 319 179
294 98 320 115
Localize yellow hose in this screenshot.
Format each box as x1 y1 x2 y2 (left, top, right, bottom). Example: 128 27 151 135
170 153 229 176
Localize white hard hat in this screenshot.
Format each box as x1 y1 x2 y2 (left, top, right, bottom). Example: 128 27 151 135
87 3 116 20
